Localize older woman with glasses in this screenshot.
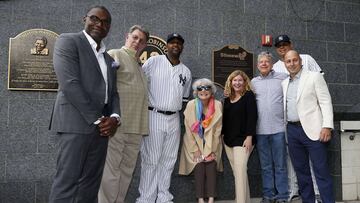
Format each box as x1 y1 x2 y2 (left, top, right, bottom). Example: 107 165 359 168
222 70 258 203
179 78 223 203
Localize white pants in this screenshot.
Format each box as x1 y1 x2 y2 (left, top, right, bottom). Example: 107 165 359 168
136 111 180 203
224 145 252 203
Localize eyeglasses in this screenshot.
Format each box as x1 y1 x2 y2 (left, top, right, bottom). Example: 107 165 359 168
197 85 212 91
86 15 111 26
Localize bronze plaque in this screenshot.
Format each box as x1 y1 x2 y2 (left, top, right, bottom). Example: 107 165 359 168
8 29 59 91
139 35 167 65
212 45 254 88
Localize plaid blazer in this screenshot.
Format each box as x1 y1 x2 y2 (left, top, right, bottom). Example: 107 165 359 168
108 47 148 135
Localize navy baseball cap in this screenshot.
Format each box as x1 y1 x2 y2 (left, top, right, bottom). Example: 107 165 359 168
274 34 291 47
166 33 184 44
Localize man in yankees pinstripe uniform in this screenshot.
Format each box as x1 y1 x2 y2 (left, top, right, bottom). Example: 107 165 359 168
136 33 192 203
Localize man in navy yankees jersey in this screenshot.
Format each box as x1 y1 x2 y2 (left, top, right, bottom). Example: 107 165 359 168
136 33 192 203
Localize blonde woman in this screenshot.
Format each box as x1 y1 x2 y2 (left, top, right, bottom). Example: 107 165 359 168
222 70 258 203
179 78 223 203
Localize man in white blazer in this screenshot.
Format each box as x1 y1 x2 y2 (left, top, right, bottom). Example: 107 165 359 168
281 50 334 203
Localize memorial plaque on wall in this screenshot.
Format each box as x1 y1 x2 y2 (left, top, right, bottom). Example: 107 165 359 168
212 45 253 88
8 29 59 91
139 35 167 65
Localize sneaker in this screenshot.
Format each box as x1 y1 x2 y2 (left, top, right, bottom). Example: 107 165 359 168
260 198 275 203
288 194 300 202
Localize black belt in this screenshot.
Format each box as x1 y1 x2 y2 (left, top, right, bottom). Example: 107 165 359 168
148 107 177 115
288 121 302 126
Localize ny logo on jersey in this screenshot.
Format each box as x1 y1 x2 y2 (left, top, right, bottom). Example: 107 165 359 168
179 74 187 86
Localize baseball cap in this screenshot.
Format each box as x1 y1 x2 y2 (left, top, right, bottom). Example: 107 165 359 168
166 33 184 44
274 34 291 47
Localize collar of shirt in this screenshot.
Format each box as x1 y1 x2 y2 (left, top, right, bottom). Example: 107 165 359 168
259 69 274 79
290 67 303 82
122 46 137 58
82 30 106 54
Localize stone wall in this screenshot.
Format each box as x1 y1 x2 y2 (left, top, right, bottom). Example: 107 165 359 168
0 0 359 202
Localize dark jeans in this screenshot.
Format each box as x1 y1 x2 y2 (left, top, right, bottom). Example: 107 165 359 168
287 124 334 203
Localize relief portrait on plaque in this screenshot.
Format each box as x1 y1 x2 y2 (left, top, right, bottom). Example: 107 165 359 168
8 29 59 91
30 36 49 56
212 45 254 89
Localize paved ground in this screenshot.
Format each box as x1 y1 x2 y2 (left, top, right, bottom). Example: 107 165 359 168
189 198 360 203
210 198 360 203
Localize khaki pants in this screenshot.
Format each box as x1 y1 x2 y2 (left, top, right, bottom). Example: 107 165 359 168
98 131 143 203
225 145 252 203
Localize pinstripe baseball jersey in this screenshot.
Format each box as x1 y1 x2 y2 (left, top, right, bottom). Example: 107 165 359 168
142 55 192 112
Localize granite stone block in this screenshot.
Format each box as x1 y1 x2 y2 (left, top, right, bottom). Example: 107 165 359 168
328 42 360 63
39 91 57 100
249 174 262 197
174 0 198 8
292 39 327 62
35 181 52 203
265 16 307 41
327 149 342 175
35 153 56 180
326 1 360 23
0 99 8 125
199 31 223 62
196 9 223 33
307 21 345 42
0 182 35 203
201 0 240 12
0 153 5 182
222 32 244 48
37 126 59 153
332 175 343 201
318 62 346 83
36 100 55 127
175 6 198 31
224 12 265 36
245 0 286 17
328 84 360 105
6 153 37 181
176 28 199 59
347 64 360 84
0 8 12 48
345 23 360 45
286 0 326 21
329 122 341 151
3 125 37 153
182 56 210 79
9 99 38 126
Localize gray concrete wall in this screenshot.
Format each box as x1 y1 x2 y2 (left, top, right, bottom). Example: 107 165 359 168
0 0 359 202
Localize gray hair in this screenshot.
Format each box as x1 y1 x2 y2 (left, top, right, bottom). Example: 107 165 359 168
192 78 217 98
129 25 150 41
257 51 273 63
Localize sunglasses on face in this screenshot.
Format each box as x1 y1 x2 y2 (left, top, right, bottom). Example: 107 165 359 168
197 85 212 91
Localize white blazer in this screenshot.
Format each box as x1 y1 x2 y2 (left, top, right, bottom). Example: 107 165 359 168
282 69 334 140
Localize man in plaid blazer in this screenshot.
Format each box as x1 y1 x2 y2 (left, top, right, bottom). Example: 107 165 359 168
99 25 149 203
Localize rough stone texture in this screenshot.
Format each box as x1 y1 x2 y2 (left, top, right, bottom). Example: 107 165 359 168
0 0 359 202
